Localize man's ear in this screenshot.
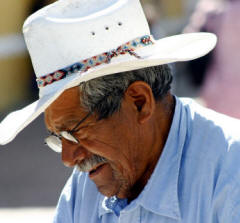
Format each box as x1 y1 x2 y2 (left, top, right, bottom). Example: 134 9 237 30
125 81 155 124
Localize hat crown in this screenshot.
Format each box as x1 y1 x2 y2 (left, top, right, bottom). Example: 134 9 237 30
23 0 150 77
52 0 121 18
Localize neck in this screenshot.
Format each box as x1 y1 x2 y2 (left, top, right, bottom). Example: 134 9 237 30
127 93 175 203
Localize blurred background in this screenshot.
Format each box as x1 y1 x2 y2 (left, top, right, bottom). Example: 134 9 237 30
0 0 239 222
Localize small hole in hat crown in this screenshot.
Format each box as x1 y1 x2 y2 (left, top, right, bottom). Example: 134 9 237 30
91 32 95 35
118 22 122 26
105 26 109 30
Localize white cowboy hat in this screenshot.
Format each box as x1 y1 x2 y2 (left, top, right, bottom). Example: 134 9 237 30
0 0 217 145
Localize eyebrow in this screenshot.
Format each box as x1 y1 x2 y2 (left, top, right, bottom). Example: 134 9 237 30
56 113 92 133
54 118 82 132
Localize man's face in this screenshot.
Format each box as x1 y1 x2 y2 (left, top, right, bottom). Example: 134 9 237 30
45 86 150 199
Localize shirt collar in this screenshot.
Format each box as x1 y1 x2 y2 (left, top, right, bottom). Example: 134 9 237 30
99 96 187 220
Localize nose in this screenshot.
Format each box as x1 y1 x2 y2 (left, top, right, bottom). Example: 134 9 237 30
61 138 90 167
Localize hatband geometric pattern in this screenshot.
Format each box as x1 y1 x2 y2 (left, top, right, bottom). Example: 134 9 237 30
36 35 154 88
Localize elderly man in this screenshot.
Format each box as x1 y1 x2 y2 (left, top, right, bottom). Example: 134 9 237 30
0 0 240 222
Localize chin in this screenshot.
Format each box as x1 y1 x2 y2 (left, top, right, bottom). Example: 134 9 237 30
97 184 120 197
90 163 130 198
97 183 130 199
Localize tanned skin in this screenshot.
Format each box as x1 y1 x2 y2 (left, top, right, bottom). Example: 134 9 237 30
45 81 175 202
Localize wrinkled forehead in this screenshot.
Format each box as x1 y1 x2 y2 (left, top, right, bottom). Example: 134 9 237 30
44 86 86 131
47 86 81 110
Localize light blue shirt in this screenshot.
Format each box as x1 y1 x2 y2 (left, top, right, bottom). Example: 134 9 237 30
53 97 240 223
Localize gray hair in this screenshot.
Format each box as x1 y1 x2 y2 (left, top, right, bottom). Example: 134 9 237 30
79 64 173 120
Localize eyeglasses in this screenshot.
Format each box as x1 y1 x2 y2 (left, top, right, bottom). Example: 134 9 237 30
45 112 92 153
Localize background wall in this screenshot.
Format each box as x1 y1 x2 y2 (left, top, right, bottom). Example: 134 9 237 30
0 0 72 210
0 0 32 113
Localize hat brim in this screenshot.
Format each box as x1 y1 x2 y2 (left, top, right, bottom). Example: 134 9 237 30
0 32 217 145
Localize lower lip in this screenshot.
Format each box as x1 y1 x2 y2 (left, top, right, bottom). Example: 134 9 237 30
89 163 107 178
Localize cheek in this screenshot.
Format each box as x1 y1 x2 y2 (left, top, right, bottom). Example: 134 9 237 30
79 137 123 167
80 137 136 179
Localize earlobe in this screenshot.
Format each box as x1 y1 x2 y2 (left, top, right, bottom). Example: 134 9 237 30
125 81 155 124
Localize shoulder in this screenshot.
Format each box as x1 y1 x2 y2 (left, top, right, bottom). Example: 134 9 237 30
178 97 240 185
179 97 240 142
179 97 240 164
178 98 240 221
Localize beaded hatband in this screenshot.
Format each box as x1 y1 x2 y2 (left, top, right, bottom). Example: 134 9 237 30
37 35 154 88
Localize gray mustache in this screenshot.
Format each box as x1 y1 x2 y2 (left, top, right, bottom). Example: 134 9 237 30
77 154 107 172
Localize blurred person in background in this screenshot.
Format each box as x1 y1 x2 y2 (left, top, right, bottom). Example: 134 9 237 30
184 0 240 119
1 1 240 223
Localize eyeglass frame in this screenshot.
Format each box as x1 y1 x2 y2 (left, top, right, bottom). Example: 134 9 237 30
45 111 92 152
